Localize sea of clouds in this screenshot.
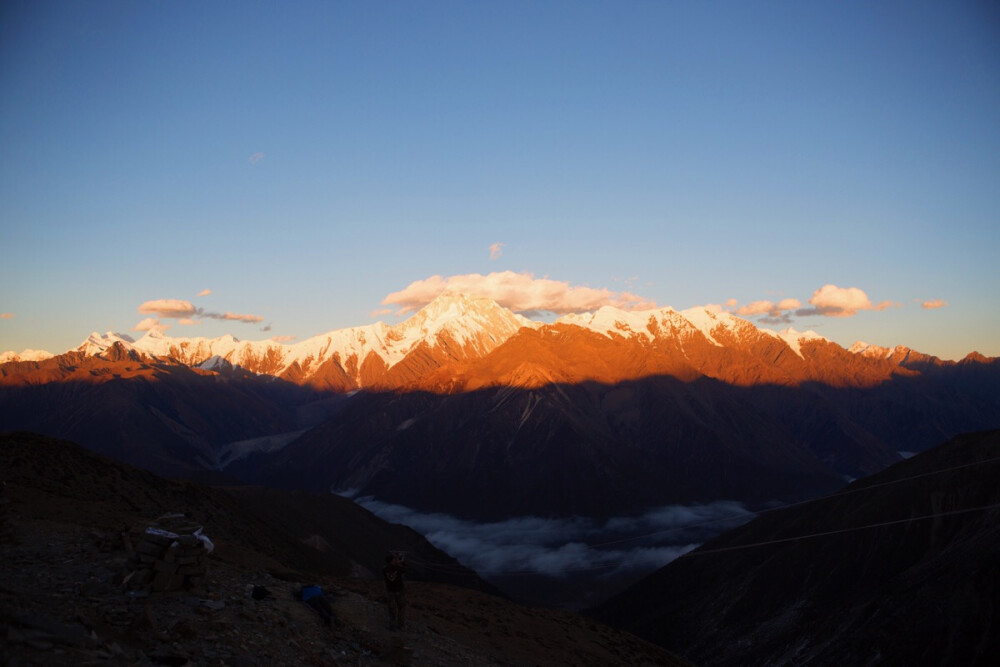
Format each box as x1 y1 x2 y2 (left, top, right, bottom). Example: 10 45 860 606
352 497 755 579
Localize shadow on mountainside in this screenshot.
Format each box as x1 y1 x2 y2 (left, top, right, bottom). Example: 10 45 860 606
237 370 1000 521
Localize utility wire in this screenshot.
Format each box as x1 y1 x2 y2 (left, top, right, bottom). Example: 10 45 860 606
410 501 1000 575
680 502 1000 558
400 453 1000 575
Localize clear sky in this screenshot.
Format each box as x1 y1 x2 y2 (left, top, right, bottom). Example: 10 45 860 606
2 1 998 361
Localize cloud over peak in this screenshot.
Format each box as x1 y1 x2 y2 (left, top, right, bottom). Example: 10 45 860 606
381 271 657 316
133 317 167 333
138 299 196 319
736 298 802 317
797 284 896 318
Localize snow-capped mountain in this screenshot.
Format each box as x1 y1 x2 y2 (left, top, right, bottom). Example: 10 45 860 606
51 293 540 389
2 292 984 390
556 305 828 359
0 349 55 364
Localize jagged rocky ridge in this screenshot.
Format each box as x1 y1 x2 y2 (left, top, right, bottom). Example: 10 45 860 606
7 292 992 391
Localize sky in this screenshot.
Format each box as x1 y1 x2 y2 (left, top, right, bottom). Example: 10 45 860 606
2 1 998 361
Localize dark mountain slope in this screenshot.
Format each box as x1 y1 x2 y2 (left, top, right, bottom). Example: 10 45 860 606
591 429 1000 666
0 431 489 589
245 370 995 521
0 350 321 479
243 379 853 520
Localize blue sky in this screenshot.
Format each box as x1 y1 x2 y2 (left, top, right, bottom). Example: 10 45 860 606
2 1 998 360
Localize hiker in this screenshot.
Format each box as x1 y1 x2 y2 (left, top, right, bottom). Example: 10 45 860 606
383 552 406 630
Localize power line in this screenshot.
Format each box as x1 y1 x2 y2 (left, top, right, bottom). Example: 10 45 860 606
398 453 1000 576
410 501 1000 575
574 452 1000 550
680 502 1000 558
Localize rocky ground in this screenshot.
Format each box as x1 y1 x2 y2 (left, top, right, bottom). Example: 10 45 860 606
0 432 688 666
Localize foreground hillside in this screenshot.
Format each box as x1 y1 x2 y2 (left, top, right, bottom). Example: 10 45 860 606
0 432 685 666
592 429 1000 666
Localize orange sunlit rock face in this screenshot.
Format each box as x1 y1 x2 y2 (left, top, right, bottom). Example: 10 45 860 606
0 318 962 395
12 294 985 396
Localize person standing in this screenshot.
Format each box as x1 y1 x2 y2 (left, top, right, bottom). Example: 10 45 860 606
382 552 406 630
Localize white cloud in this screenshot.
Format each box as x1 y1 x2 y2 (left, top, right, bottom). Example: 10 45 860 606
736 300 780 316
489 242 505 260
138 299 197 319
354 498 752 578
922 299 948 309
137 299 263 324
197 289 212 297
797 284 895 318
381 271 657 316
178 318 199 326
220 311 263 323
133 317 168 333
735 298 802 324
248 152 264 164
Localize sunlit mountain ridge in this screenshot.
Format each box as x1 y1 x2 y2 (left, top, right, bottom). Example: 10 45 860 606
3 292 992 393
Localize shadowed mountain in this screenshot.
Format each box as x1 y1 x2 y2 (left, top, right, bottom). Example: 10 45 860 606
590 429 1000 666
0 346 329 479
237 359 1000 521
242 379 851 520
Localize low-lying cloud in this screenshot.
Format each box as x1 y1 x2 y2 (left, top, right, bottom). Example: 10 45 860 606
353 497 753 578
922 299 948 309
381 271 657 317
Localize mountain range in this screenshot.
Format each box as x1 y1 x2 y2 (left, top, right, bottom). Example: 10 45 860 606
4 292 987 390
2 292 999 520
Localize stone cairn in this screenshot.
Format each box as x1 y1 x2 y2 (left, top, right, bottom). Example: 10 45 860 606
123 513 213 592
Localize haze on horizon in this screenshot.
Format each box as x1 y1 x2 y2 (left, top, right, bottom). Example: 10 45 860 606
1 1 998 361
